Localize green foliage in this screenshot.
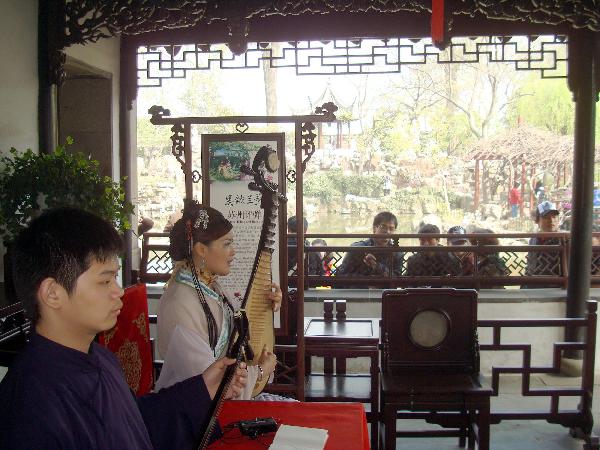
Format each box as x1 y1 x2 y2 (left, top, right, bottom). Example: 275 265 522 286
386 189 416 213
180 71 235 121
386 186 451 215
506 75 574 135
136 117 172 150
506 74 600 142
429 110 475 156
0 141 135 244
358 110 414 159
304 169 384 201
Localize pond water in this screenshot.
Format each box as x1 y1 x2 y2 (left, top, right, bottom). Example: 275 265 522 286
295 208 535 247
303 211 420 245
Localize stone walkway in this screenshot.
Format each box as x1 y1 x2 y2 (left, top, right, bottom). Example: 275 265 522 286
374 374 599 449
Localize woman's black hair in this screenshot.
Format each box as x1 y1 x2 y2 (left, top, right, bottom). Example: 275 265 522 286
169 199 233 351
169 199 233 261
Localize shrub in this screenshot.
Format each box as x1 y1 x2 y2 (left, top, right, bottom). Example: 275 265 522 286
0 139 134 244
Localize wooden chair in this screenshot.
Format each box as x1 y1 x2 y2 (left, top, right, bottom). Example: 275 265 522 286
379 288 492 450
98 283 154 396
0 303 30 367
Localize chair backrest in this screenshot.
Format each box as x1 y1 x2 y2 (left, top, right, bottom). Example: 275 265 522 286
98 283 153 395
381 288 479 374
0 303 30 367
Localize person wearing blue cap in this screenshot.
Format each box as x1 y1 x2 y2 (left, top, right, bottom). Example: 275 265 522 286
524 201 562 287
447 225 474 276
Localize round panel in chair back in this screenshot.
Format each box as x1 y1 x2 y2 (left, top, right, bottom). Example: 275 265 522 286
381 288 479 373
408 309 450 349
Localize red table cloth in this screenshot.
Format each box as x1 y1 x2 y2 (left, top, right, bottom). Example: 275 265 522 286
208 401 370 449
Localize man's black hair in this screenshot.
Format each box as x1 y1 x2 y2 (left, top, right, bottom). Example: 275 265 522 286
12 207 123 324
287 216 308 233
418 223 440 234
373 211 398 228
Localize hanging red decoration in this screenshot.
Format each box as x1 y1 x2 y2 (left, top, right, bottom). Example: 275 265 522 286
431 0 445 45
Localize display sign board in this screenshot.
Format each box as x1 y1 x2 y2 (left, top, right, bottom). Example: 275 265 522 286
201 133 286 328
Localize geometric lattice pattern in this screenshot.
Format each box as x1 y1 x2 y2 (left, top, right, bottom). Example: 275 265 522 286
502 251 528 275
267 344 300 398
137 35 567 87
146 250 173 275
143 234 576 287
526 251 563 276
289 246 567 287
478 311 594 431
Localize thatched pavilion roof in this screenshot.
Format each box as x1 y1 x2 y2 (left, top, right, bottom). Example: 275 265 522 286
467 124 600 168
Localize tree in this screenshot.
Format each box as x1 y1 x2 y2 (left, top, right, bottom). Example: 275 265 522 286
416 60 523 140
136 82 174 156
179 70 235 132
263 43 279 116
507 73 600 142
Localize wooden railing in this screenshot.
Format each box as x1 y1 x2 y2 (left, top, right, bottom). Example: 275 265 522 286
139 231 600 289
480 301 598 446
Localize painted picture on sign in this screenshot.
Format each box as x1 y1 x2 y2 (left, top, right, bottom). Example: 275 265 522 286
208 141 262 182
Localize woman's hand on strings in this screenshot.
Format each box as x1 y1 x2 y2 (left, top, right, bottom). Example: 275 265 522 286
268 282 282 312
257 345 277 376
202 358 248 400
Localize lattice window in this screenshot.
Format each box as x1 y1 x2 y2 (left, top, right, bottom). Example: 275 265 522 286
137 35 567 87
146 250 173 275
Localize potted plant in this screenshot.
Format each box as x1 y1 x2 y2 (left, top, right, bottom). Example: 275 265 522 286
0 138 135 301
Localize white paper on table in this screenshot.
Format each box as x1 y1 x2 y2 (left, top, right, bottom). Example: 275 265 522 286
269 424 328 450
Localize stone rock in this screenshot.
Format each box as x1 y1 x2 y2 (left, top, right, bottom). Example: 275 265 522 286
481 203 503 220
414 213 443 231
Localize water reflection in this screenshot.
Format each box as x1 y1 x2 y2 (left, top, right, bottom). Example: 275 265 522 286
305 211 418 245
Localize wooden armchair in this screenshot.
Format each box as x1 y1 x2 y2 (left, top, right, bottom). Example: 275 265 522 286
380 288 492 450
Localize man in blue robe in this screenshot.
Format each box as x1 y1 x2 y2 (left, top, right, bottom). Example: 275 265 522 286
0 207 247 450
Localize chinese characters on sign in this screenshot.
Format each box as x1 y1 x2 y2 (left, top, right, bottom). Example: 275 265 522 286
202 134 284 327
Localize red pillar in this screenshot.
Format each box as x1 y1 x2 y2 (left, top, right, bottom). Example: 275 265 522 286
474 159 480 211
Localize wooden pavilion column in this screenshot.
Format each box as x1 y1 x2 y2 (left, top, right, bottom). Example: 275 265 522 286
474 158 480 210
38 0 64 153
520 161 526 216
317 123 323 149
565 30 598 346
529 166 536 209
294 122 306 401
119 37 137 287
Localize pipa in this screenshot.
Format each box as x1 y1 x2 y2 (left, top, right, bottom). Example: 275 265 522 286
196 145 284 450
239 144 284 397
